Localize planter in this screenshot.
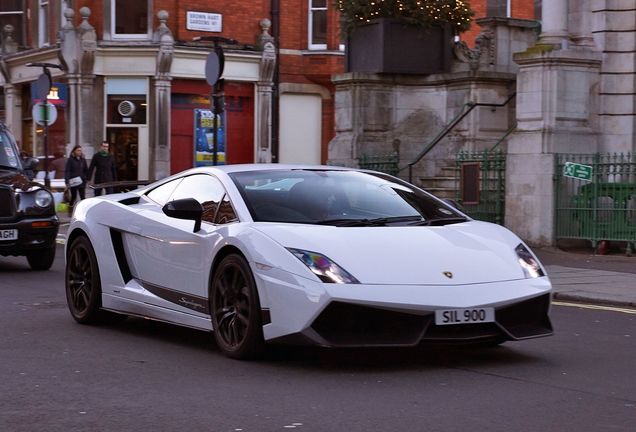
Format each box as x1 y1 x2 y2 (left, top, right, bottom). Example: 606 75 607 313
346 18 452 75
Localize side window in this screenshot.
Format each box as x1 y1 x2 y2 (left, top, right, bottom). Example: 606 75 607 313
169 174 233 224
215 194 238 224
0 1 25 47
309 0 327 50
146 178 182 206
107 0 151 40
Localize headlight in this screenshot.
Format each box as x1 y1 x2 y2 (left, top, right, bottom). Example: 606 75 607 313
34 189 53 208
515 244 545 278
287 248 359 284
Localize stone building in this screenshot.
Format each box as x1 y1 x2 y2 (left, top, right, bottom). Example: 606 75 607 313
328 0 635 246
0 0 345 181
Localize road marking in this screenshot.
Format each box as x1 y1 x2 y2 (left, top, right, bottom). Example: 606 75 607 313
553 301 636 315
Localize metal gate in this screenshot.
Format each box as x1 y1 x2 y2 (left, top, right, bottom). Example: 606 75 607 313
554 153 636 251
455 150 506 224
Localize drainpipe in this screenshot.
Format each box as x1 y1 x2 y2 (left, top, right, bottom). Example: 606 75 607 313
271 0 280 162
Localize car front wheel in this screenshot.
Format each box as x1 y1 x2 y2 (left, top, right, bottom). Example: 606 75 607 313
211 254 264 360
65 236 104 324
26 247 56 270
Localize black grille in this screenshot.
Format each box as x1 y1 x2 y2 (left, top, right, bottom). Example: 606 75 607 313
497 294 553 339
422 320 504 341
0 187 15 218
311 302 427 346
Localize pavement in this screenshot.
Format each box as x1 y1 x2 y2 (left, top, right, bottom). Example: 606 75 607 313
55 212 636 309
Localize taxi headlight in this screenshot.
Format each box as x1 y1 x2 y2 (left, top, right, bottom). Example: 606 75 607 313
34 189 53 208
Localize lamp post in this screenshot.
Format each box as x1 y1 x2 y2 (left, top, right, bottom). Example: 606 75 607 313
26 62 64 189
193 36 237 165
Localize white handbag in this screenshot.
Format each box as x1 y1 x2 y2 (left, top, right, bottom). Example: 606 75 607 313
68 176 83 187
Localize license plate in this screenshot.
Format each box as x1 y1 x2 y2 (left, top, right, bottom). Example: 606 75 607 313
0 229 18 241
435 307 495 325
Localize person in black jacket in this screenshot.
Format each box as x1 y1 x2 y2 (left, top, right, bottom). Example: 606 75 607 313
88 140 117 196
64 145 88 214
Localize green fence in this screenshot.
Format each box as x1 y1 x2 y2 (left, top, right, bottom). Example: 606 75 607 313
358 152 399 176
555 153 636 250
455 150 506 224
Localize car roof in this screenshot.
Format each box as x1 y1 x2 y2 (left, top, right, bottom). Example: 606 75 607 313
190 163 354 175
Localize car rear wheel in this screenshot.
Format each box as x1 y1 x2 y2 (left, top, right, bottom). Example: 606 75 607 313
211 254 264 359
65 236 105 324
26 247 56 270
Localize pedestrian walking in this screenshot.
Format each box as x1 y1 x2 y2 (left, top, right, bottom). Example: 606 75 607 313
51 150 66 179
88 140 117 195
64 145 88 214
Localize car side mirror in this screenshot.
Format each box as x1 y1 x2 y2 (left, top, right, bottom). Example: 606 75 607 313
162 198 203 232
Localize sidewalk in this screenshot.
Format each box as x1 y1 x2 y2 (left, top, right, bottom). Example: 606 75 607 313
534 247 636 308
55 212 635 308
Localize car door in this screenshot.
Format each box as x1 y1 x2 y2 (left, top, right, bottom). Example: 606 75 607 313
128 174 234 315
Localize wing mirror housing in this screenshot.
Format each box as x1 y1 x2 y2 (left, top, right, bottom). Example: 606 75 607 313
162 198 203 232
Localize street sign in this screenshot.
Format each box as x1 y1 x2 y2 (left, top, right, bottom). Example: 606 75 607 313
32 102 58 126
33 73 51 101
563 162 593 181
205 52 221 86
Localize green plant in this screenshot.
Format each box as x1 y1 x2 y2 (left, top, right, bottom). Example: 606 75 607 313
336 0 474 33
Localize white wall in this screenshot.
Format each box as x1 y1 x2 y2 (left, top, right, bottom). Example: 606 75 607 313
279 94 321 164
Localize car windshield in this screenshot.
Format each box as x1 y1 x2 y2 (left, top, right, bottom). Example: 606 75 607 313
230 169 467 226
0 130 21 170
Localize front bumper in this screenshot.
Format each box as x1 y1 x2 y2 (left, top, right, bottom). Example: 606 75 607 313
0 216 59 256
260 272 553 347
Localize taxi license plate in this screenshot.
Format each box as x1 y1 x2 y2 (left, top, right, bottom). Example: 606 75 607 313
435 307 495 325
0 229 18 241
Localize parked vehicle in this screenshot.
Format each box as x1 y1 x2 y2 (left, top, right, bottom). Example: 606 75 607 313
0 122 59 270
65 164 552 359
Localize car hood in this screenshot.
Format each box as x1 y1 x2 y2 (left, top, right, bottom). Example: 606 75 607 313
252 221 528 285
0 169 35 191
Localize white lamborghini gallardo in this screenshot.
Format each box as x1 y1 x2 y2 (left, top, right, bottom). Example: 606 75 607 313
65 164 553 359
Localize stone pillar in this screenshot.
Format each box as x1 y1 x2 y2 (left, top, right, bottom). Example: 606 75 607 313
1 25 19 137
569 0 595 48
58 8 79 148
150 10 174 180
539 0 568 46
505 45 602 245
3 84 22 144
77 7 96 150
256 19 276 163
58 7 96 151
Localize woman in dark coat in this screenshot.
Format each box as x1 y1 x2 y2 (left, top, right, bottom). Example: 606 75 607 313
64 145 88 213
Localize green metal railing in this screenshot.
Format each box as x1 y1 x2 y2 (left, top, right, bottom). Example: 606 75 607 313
455 150 506 224
404 93 516 182
555 153 636 252
358 152 399 176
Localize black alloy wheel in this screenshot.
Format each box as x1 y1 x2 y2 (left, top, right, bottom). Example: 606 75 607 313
65 236 104 324
211 254 264 359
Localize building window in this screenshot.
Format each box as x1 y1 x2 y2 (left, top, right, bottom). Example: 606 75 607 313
486 0 510 18
38 0 49 47
111 0 150 39
0 0 25 47
309 0 327 50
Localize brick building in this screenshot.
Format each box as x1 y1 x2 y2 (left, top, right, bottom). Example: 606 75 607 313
0 1 537 181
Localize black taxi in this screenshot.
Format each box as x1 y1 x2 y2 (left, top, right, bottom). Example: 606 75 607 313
0 122 59 270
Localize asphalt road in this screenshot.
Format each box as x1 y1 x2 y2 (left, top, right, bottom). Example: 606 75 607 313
1 245 635 432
